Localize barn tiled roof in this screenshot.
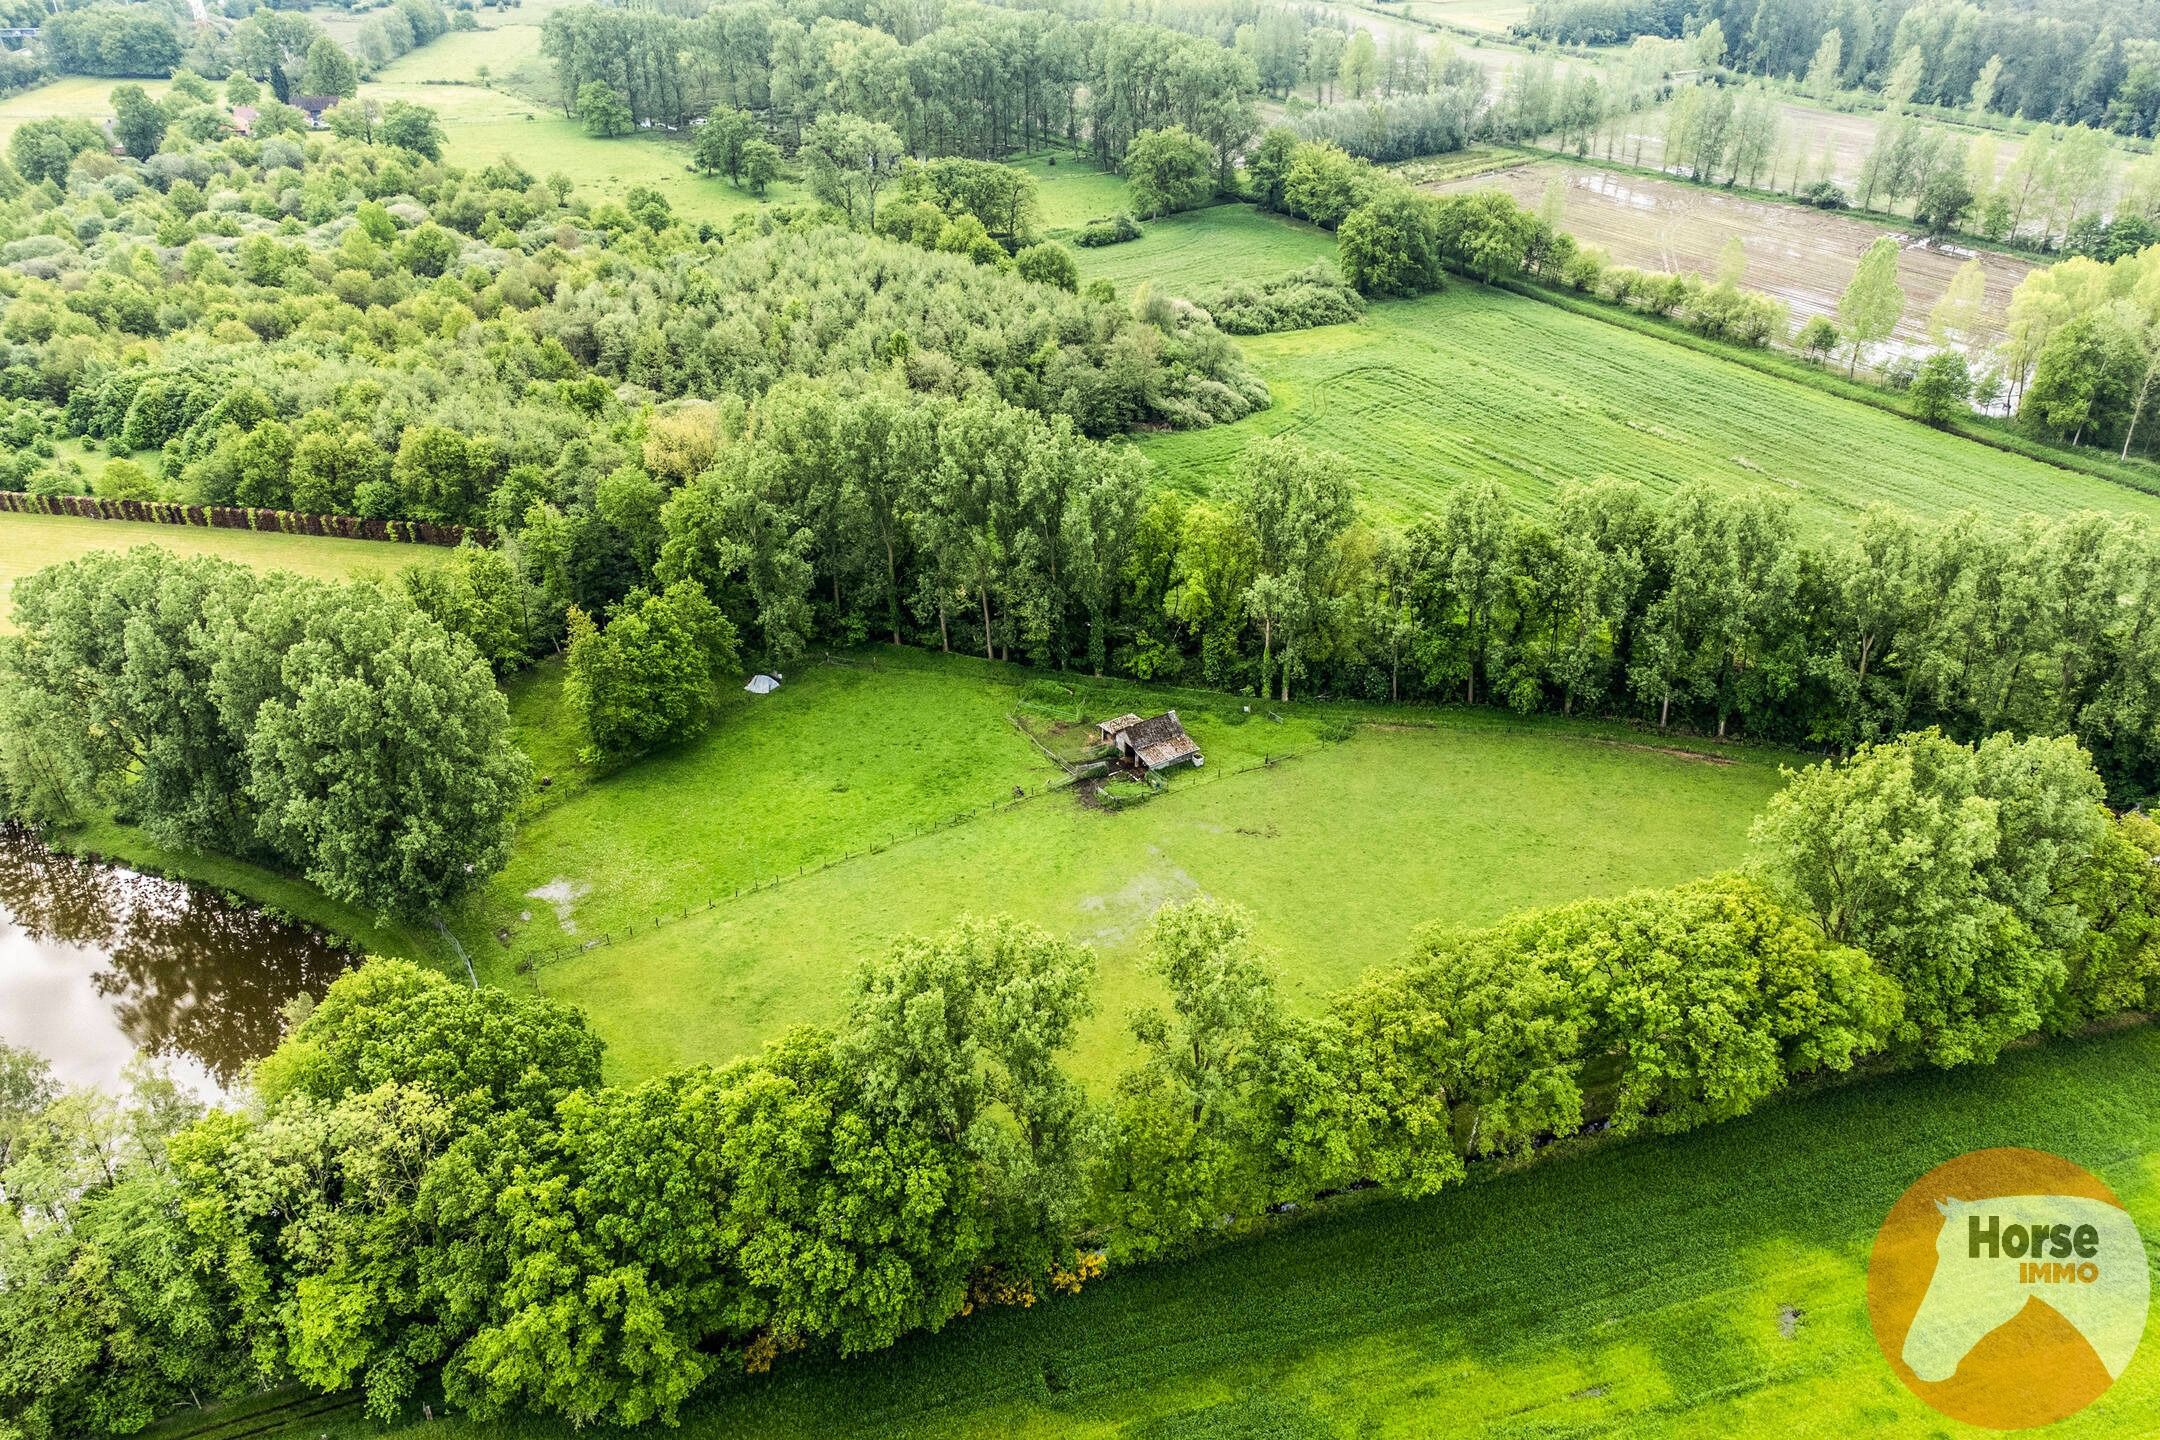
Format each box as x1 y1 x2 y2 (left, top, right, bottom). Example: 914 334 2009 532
1119 712 1187 751
1097 710 1199 769
1135 733 1199 769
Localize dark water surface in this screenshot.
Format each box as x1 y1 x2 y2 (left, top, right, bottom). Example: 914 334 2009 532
0 827 354 1098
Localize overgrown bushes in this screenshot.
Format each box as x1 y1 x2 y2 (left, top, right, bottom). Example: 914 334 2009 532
1196 264 1366 334
1074 211 1143 246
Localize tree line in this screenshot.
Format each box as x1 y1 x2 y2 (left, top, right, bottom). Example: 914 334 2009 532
1517 0 2160 140
5 725 2155 1433
31 0 445 93
541 0 1260 171
0 549 527 915
374 366 2160 805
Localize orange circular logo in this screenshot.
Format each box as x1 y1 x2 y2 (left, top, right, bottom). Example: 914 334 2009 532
1867 1147 2150 1429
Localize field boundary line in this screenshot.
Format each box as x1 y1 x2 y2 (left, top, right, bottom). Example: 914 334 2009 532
509 744 1314 977
0 491 485 546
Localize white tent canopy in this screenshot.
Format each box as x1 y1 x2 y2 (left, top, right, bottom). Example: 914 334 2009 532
745 673 782 694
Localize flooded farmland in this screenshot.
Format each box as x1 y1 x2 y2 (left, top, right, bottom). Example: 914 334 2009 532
1430 159 2037 354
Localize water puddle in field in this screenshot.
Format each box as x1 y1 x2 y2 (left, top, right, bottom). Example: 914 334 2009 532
0 826 354 1099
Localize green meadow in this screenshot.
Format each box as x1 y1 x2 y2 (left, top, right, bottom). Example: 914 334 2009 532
452 648 1788 1080
0 74 166 145
186 1021 2160 1440
1068 202 1339 297
1132 282 2160 530
1015 151 1136 228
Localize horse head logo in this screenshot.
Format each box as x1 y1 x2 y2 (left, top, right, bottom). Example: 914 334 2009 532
1901 1194 2148 1385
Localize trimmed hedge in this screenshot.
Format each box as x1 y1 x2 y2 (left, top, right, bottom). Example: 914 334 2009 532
0 491 484 545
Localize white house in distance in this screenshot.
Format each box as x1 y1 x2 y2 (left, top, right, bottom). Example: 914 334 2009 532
1094 711 1202 773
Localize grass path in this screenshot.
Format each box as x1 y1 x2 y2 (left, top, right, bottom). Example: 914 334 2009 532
181 1023 2160 1440
456 649 1788 1080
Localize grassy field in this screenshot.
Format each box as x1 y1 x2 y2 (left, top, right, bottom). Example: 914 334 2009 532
179 1020 2160 1440
450 647 1788 1080
0 74 164 145
0 511 448 632
1133 281 2160 529
1068 203 1339 297
1018 152 1136 229
351 66 816 226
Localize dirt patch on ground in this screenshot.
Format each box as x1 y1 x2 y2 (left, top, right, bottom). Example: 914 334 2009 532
1076 854 1202 946
525 878 589 933
1589 737 1738 766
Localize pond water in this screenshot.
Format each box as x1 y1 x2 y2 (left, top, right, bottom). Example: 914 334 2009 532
0 827 354 1099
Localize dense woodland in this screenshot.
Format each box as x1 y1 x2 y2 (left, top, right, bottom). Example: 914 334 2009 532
3 719 2156 1433
1519 0 2160 137
5 104 2160 799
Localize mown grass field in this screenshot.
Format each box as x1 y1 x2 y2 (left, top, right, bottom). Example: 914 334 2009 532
1067 203 1339 297
1134 282 2160 529
353 68 814 227
452 647 1788 1080
182 1021 2160 1440
1017 152 1135 229
0 74 165 145
0 511 447 633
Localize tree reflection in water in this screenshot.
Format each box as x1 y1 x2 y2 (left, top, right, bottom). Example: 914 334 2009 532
0 827 353 1095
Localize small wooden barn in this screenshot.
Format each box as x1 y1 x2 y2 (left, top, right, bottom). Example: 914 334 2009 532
1095 711 1202 772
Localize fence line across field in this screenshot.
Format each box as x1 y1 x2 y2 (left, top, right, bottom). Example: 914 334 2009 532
513 746 1301 974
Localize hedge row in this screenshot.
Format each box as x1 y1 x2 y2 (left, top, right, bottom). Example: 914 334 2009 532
0 491 484 546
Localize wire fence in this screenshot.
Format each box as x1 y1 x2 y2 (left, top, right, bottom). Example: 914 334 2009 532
512 742 1307 976
513 783 1055 974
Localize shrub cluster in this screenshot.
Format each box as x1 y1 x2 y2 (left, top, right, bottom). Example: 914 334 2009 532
1249 127 1793 349
1074 211 1144 246
8 731 2155 1434
1555 249 1790 346
1196 263 1367 335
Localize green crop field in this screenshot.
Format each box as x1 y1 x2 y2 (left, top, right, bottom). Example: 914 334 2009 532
0 511 447 633
1133 281 2160 530
1069 203 1339 297
180 1020 2160 1440
449 647 1788 1080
